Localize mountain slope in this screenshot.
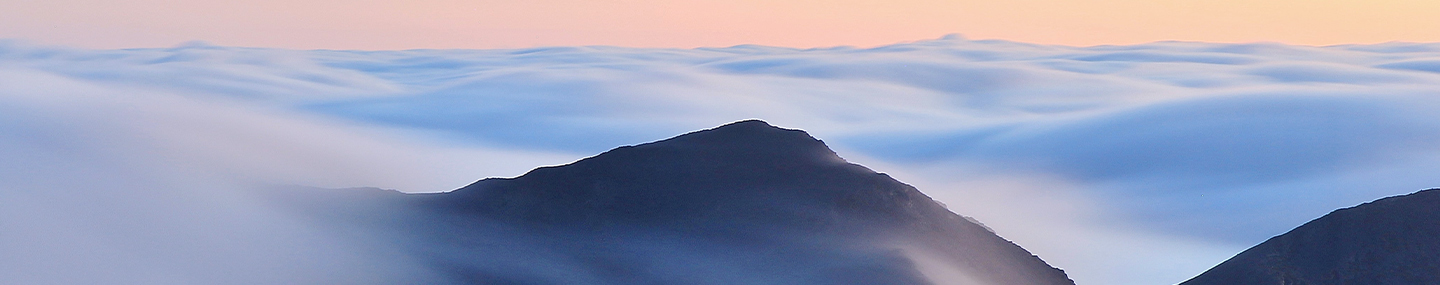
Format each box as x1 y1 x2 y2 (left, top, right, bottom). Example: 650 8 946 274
1181 188 1440 285
294 120 1073 285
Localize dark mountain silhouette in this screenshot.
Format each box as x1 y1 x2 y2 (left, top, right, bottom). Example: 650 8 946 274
282 120 1073 285
1181 188 1440 285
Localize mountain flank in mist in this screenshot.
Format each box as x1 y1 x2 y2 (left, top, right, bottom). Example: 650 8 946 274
296 120 1075 285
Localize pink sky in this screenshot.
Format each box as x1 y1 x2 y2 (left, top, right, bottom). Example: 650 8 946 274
3 0 1438 49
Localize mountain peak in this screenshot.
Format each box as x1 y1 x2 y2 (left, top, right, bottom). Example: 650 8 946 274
672 119 793 143
438 120 875 225
371 120 1073 285
645 119 833 159
711 119 775 130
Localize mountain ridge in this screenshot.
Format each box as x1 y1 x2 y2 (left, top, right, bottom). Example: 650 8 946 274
287 119 1074 285
1181 188 1440 285
429 119 941 229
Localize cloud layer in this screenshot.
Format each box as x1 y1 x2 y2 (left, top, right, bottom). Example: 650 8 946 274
5 37 1440 284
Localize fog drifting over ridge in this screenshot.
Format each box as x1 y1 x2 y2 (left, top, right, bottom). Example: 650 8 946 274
4 36 1440 285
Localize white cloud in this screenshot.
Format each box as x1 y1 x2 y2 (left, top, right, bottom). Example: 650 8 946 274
0 64 576 284
6 37 1440 284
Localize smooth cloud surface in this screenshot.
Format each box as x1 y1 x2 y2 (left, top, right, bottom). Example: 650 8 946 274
5 37 1440 284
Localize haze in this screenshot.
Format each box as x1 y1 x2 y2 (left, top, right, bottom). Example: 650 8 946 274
6 38 1440 284
5 1 1440 285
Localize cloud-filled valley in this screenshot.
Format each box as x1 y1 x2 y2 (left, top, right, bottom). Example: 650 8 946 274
4 36 1440 284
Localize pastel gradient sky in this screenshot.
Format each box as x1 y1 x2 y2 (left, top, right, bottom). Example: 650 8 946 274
3 0 1437 49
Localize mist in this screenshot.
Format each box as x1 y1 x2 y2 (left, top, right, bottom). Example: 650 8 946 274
0 62 575 283
5 36 1440 284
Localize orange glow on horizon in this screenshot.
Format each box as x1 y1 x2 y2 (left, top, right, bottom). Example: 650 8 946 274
1 0 1437 49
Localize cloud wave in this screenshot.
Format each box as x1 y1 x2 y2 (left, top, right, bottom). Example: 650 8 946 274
5 37 1440 284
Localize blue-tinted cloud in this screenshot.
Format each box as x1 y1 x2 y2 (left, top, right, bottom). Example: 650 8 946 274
6 37 1440 285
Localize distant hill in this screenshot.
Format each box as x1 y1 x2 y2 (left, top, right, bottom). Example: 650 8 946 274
1182 188 1440 285
286 120 1074 285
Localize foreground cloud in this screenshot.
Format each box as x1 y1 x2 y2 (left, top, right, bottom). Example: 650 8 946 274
4 36 1440 284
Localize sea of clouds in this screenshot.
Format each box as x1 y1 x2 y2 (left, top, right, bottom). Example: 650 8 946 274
4 35 1440 284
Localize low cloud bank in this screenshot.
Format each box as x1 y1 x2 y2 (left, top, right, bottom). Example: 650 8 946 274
4 37 1440 284
0 59 574 283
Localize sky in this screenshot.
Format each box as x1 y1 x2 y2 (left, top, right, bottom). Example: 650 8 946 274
3 0 1439 49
